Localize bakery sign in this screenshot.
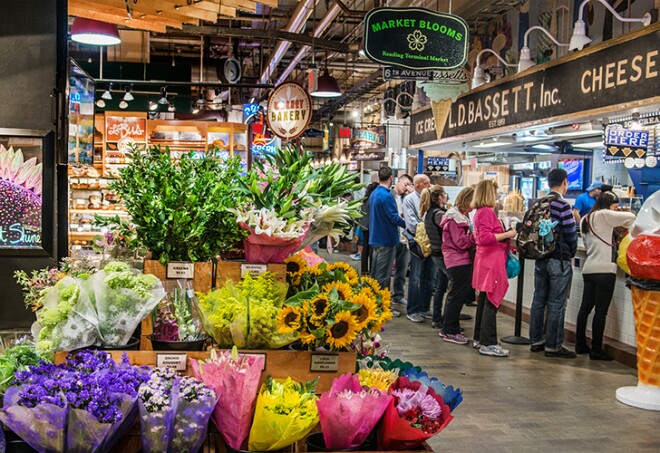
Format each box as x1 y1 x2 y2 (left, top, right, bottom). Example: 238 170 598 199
604 125 649 159
363 7 469 70
266 82 312 141
105 116 146 142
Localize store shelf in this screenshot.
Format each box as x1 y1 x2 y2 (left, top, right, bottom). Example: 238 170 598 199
69 209 128 215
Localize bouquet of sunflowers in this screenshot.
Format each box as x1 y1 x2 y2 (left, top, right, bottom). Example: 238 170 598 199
277 259 392 351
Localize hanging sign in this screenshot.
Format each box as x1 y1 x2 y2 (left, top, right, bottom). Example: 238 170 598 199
383 67 468 83
426 156 455 174
410 107 437 145
105 116 146 142
363 7 469 71
266 82 312 141
604 125 649 159
351 128 386 147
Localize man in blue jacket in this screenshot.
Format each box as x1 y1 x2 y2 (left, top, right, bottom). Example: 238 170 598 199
370 166 406 317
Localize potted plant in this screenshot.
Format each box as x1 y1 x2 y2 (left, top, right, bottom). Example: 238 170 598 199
111 146 247 281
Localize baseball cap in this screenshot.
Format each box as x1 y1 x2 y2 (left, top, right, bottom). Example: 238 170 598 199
586 181 604 191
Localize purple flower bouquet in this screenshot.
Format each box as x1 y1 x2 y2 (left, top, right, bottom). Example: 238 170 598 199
138 368 177 453
190 348 264 450
0 350 148 453
170 376 217 453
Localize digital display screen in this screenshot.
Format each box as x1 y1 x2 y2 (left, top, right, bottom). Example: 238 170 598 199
558 160 584 191
68 61 95 165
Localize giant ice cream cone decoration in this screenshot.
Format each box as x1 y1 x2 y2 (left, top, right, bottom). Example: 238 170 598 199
631 286 660 386
431 99 452 140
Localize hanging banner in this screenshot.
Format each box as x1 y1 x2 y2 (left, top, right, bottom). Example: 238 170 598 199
604 125 649 159
351 127 386 149
266 82 312 140
363 7 469 70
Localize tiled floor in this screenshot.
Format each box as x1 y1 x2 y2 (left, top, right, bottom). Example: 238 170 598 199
322 250 660 452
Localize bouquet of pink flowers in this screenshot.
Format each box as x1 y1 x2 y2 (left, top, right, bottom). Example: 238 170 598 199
316 373 392 450
190 348 264 450
378 376 453 450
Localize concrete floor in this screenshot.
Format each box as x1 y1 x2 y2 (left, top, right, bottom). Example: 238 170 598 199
321 250 660 453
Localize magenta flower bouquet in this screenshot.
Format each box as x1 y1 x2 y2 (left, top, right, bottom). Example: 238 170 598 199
316 373 392 450
190 348 264 450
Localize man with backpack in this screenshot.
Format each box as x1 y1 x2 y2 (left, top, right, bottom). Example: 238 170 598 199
527 168 578 358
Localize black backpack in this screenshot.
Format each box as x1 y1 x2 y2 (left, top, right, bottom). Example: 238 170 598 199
516 194 560 260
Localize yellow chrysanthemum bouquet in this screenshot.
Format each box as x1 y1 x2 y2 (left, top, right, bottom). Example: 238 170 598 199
278 260 393 351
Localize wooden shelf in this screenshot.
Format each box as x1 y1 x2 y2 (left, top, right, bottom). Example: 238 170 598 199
69 209 128 215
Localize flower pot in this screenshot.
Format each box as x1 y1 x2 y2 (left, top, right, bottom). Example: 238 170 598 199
89 336 140 351
147 335 207 351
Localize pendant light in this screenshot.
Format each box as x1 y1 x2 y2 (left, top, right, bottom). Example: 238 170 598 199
311 69 342 98
101 83 113 100
71 18 121 46
123 85 134 102
158 87 169 105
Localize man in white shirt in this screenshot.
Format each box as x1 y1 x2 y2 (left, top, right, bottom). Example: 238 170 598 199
391 174 413 309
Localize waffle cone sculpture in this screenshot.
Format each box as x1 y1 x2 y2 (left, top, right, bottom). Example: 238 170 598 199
431 99 452 139
631 286 660 386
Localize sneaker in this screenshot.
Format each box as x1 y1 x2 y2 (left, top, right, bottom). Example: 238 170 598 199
350 253 362 261
530 343 545 353
544 346 577 359
575 344 591 354
438 330 448 339
442 333 469 345
431 321 442 329
589 349 613 361
392 298 407 307
421 311 433 319
406 313 424 323
472 340 481 349
479 344 509 357
391 309 401 318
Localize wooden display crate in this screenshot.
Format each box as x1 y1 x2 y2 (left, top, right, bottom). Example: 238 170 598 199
55 349 356 394
216 259 287 286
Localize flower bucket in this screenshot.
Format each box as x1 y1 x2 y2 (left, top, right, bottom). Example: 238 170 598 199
147 335 207 351
239 222 308 263
306 432 360 452
89 336 140 351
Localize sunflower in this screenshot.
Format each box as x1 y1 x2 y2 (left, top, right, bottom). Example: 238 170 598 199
328 262 359 286
277 306 303 333
323 281 354 301
310 295 330 321
289 271 303 286
308 266 323 277
349 292 378 331
359 275 382 294
326 311 359 350
379 288 392 310
284 254 308 275
300 329 317 345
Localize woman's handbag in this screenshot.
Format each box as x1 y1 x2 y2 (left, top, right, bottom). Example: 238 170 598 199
506 251 521 279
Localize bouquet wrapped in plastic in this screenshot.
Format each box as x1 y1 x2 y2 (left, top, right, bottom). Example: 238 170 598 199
138 368 217 453
248 377 319 451
357 365 399 391
401 368 463 412
190 348 264 450
378 377 453 451
316 373 391 450
153 281 206 342
0 350 149 453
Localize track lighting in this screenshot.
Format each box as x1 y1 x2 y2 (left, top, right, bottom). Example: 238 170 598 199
95 99 106 108
123 85 134 102
148 99 158 111
118 100 128 109
101 83 113 100
158 87 169 105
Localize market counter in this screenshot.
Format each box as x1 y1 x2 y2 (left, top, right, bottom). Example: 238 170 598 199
503 237 637 356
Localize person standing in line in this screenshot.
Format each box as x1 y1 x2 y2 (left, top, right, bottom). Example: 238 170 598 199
403 174 433 323
350 177 367 261
358 181 379 275
472 180 516 357
529 168 578 359
439 186 476 345
573 180 604 223
391 174 414 311
419 185 450 328
369 166 406 317
576 191 635 360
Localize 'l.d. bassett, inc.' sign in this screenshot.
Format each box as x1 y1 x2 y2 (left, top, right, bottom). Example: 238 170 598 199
410 26 659 144
363 7 468 70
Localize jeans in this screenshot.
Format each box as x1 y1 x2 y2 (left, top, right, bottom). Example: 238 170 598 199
431 255 450 323
576 273 616 351
474 292 498 346
407 253 434 315
443 264 474 335
530 258 573 350
371 245 397 293
392 243 410 303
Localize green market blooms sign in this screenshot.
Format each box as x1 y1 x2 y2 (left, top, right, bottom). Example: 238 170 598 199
363 7 468 70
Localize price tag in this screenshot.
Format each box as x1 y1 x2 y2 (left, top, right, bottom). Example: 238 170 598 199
310 353 340 372
166 262 195 279
156 353 187 371
241 264 268 278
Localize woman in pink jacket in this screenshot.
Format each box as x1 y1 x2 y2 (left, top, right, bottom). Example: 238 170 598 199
439 186 476 345
471 180 517 357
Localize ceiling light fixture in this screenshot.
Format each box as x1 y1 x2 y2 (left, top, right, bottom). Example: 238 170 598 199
518 26 569 73
158 87 169 105
168 102 176 112
123 85 134 102
473 136 516 148
95 99 106 108
71 17 121 46
148 99 158 111
472 49 516 89
573 141 606 149
310 68 342 98
569 0 651 51
101 83 113 100
192 104 200 115
118 100 128 109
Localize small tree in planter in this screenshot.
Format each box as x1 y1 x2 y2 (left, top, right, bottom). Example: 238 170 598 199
112 146 247 265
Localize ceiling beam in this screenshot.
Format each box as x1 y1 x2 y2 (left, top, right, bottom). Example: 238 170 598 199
181 24 355 53
70 0 184 29
68 6 169 33
72 0 201 24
